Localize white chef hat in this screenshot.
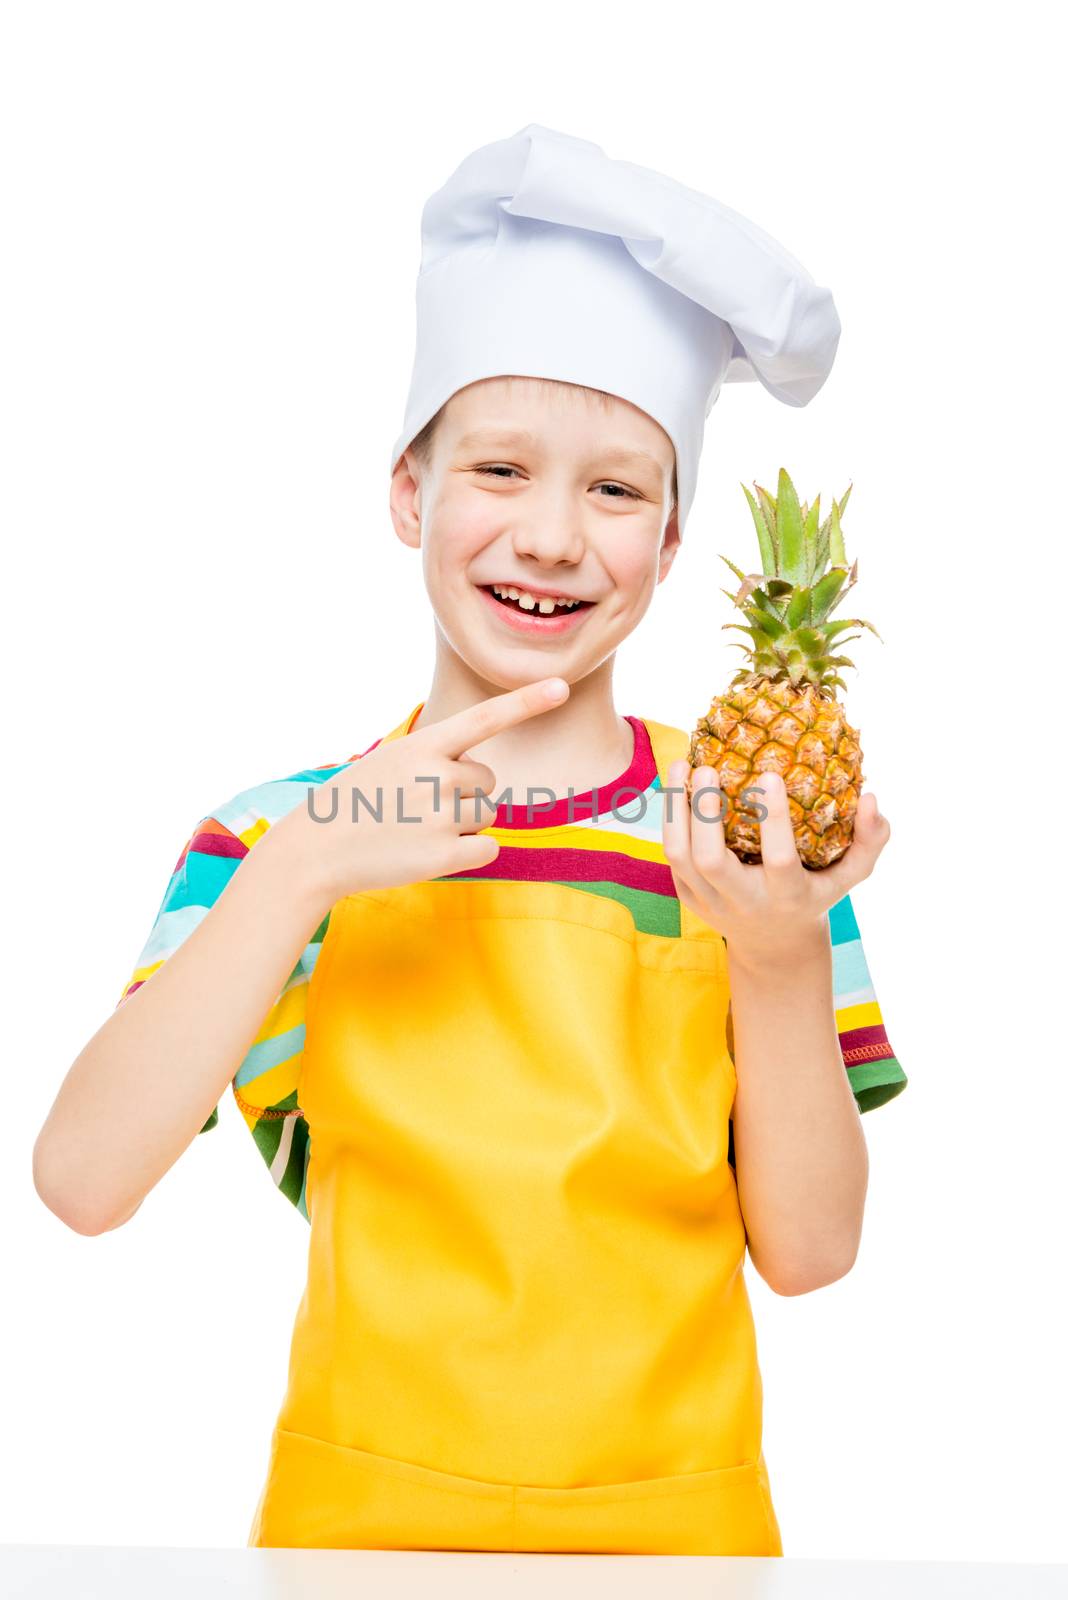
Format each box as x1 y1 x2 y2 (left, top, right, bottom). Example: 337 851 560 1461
389 123 841 538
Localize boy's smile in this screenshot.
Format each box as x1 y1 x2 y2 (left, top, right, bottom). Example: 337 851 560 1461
476 580 595 636
390 374 681 694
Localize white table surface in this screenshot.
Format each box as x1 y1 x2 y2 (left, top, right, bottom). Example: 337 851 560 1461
3 1548 1067 1598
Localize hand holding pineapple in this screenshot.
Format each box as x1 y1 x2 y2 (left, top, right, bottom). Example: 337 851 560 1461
662 755 890 967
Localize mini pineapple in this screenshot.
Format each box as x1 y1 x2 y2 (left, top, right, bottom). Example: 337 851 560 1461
688 467 881 870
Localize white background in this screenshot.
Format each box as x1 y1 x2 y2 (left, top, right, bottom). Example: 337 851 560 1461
2 0 1064 1565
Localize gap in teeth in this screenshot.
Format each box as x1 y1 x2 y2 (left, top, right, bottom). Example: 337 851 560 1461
490 584 582 614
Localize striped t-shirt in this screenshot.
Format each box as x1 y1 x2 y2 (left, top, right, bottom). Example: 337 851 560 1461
116 705 907 1222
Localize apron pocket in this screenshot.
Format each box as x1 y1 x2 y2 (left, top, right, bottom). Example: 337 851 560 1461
248 1426 782 1556
248 1425 515 1551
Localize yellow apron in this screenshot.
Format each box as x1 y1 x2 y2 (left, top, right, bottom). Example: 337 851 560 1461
247 711 783 1555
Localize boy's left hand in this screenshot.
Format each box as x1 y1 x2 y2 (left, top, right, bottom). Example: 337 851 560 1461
662 761 891 967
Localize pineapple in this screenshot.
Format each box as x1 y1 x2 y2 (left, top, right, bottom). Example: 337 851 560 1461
688 467 881 870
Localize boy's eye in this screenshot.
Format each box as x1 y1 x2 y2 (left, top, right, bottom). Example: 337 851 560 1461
472 465 641 500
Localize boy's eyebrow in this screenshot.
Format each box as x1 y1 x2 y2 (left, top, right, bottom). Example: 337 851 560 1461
454 427 541 452
454 427 664 473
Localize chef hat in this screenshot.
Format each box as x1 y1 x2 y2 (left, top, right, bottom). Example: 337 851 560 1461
390 123 841 538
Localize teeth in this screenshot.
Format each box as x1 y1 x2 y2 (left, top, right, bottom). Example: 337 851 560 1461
491 584 583 614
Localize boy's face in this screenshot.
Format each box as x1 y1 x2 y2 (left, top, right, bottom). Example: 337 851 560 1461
389 376 680 693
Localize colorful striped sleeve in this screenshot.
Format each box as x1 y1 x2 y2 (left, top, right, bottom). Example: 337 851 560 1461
114 764 354 1221
724 890 905 1168
828 892 907 1112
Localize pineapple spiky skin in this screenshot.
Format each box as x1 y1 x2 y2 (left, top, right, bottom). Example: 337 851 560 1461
688 466 880 871
688 673 862 869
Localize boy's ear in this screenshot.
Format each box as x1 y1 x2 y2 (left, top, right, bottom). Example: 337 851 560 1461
389 451 423 550
657 502 681 582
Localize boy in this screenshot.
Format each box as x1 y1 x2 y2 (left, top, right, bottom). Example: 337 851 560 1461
34 125 906 1555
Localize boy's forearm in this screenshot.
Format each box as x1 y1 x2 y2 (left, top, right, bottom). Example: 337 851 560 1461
727 925 869 1296
33 816 333 1236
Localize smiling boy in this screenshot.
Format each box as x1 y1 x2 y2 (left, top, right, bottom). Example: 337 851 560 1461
35 124 906 1556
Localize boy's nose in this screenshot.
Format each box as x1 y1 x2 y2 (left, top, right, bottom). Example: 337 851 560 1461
509 506 586 568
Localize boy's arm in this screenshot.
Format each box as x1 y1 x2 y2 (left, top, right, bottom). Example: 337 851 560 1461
32 812 333 1237
727 926 869 1297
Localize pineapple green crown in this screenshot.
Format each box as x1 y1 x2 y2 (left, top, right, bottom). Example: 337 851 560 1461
721 466 882 694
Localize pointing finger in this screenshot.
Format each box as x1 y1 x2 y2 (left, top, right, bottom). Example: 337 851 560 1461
421 679 570 759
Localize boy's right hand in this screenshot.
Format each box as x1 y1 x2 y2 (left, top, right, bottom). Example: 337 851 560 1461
281 677 571 905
